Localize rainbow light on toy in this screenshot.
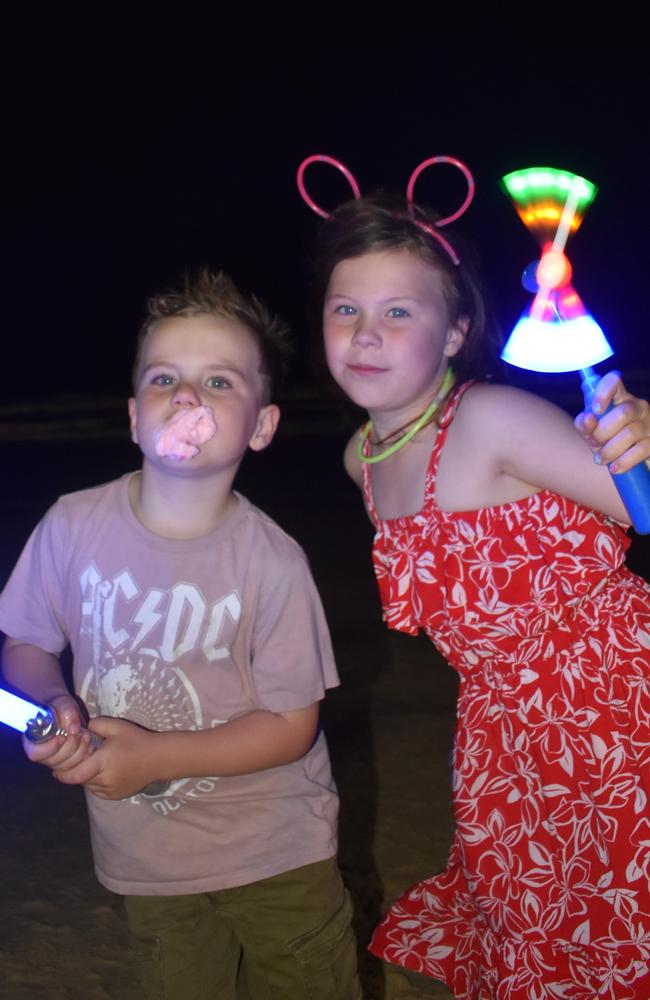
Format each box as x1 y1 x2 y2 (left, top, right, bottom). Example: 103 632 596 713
501 167 613 373
501 167 597 245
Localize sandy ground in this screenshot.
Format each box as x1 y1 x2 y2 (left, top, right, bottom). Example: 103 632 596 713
1 419 648 1000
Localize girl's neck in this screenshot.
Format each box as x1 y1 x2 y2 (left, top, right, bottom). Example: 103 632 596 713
129 466 237 539
365 369 454 453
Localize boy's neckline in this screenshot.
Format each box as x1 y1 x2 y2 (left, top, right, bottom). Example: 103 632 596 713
127 470 240 540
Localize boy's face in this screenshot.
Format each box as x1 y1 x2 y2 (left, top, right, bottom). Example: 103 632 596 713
129 314 279 478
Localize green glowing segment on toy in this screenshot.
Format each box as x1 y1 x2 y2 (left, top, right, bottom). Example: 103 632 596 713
501 167 597 243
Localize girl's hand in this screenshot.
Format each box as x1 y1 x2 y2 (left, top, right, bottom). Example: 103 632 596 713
574 371 650 474
53 716 160 800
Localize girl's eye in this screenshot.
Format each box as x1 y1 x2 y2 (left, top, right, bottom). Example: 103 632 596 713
152 374 175 386
387 307 410 319
207 376 230 389
334 304 356 316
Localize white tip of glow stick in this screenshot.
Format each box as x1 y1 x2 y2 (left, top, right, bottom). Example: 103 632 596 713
0 688 43 733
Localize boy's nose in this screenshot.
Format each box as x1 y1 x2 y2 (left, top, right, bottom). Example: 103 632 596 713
171 382 201 407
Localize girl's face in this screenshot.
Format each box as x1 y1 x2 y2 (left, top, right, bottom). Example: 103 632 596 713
323 250 465 424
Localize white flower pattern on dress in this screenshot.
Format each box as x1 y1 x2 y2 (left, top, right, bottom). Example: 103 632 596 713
365 383 650 1000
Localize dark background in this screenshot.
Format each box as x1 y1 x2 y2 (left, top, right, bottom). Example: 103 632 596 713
1 11 649 997
2 5 649 406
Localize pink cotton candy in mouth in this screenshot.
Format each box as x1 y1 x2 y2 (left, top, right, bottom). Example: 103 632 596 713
154 406 217 461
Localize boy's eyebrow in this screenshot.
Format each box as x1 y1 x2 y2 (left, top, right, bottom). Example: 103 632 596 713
139 360 248 379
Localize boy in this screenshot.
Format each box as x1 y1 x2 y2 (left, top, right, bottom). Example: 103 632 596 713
0 270 362 999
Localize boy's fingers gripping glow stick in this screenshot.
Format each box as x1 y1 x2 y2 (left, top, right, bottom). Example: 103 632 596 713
0 687 100 746
0 687 169 796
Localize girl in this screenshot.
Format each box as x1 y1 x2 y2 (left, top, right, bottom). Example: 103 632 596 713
313 192 650 999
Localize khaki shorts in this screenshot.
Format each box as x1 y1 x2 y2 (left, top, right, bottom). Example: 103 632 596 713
124 857 362 1000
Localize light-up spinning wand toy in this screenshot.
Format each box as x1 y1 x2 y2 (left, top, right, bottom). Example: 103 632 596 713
500 166 650 533
0 687 169 796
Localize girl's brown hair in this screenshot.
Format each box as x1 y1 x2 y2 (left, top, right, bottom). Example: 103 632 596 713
310 193 501 383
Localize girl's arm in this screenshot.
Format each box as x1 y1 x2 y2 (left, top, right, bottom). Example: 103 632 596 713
446 379 649 523
51 703 321 800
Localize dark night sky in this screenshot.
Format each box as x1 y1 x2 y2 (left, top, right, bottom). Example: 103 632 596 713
3 5 649 402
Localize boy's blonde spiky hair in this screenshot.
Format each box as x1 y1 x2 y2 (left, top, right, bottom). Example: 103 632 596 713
133 269 292 401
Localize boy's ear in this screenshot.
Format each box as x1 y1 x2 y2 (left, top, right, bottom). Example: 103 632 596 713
249 404 280 452
444 315 469 359
128 398 138 444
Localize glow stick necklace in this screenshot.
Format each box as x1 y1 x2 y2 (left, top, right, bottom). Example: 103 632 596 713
357 367 455 464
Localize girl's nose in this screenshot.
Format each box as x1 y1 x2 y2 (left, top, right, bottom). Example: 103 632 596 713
171 382 201 407
351 317 381 348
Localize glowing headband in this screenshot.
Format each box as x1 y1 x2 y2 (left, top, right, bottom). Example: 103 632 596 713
296 154 475 265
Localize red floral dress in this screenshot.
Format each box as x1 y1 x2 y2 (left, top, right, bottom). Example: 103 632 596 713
365 382 650 1000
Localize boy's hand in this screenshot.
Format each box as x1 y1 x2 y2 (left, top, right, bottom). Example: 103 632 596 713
23 694 96 770
575 371 650 474
53 716 160 800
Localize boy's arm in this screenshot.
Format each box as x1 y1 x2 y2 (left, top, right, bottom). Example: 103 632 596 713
54 702 321 800
2 637 95 768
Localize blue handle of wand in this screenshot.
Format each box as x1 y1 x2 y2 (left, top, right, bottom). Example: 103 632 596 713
581 367 650 534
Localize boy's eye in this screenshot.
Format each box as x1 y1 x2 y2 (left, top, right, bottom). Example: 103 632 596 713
206 376 230 389
152 374 175 386
387 307 410 318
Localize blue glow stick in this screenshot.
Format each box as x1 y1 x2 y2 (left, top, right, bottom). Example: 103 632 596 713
0 688 63 740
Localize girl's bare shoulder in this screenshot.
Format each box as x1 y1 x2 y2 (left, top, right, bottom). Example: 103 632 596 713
343 428 365 488
457 381 571 425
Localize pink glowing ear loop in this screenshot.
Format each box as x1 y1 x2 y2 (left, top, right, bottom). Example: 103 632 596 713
406 156 476 265
296 155 362 218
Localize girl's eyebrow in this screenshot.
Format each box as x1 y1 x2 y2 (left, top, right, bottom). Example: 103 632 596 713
327 292 422 304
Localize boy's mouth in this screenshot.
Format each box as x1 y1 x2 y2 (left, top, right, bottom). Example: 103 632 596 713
154 406 217 461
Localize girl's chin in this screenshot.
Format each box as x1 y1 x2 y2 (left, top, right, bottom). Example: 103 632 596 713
331 376 383 408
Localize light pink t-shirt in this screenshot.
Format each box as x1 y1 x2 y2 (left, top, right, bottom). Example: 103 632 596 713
0 474 340 895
